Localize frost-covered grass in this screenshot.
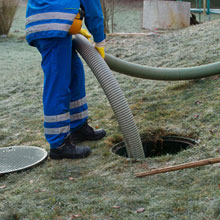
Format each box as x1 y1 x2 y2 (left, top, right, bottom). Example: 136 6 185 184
1 2 220 220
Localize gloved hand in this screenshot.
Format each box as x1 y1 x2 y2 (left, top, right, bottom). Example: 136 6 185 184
95 40 105 59
79 28 92 41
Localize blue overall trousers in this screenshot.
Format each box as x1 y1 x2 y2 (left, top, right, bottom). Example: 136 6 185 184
26 0 105 149
34 35 88 149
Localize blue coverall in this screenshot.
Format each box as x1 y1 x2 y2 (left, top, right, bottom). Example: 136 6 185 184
25 0 105 149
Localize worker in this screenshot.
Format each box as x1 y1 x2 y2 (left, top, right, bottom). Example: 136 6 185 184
25 0 106 159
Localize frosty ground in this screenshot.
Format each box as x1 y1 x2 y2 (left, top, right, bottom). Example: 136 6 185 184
0 2 220 220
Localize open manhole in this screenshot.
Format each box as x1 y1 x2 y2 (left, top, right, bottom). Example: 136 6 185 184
111 136 197 158
0 146 48 175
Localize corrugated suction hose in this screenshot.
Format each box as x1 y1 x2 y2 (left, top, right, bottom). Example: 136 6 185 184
105 54 220 81
73 34 145 160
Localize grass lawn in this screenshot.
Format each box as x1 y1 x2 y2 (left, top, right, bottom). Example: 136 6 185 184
1 2 220 220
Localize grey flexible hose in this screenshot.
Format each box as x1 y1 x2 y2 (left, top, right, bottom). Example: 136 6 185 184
105 54 220 81
73 34 145 159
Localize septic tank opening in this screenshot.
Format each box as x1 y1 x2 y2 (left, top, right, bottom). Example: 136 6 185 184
111 136 197 158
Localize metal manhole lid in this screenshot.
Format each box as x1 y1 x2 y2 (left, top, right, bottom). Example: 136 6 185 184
0 146 48 175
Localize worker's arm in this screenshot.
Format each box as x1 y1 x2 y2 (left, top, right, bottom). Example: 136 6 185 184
80 0 105 43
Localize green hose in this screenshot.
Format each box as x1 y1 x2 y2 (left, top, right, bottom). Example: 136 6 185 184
105 54 220 81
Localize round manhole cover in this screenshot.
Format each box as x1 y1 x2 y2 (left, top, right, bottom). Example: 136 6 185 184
0 146 48 175
111 136 197 158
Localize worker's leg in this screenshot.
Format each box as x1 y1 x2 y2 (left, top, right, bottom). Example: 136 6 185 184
69 43 88 132
69 41 106 143
34 36 72 149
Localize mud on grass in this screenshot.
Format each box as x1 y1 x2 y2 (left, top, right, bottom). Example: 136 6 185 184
1 3 220 220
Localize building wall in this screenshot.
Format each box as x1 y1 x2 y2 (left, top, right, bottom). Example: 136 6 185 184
143 0 191 30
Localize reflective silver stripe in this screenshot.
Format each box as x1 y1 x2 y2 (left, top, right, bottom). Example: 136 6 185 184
26 12 76 25
44 125 70 135
70 110 88 121
44 112 70 123
26 23 71 35
70 97 87 109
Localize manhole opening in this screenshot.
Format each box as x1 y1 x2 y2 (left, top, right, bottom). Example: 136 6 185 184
111 136 197 158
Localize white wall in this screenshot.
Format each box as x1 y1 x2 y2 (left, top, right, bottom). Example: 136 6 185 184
143 0 191 30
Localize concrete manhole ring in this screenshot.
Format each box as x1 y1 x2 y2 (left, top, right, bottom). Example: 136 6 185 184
111 136 197 158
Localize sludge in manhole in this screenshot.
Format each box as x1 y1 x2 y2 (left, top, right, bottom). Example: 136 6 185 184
111 136 197 158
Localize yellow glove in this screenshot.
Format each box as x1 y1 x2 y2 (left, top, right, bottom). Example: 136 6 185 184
95 40 105 59
79 28 92 41
95 47 105 59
